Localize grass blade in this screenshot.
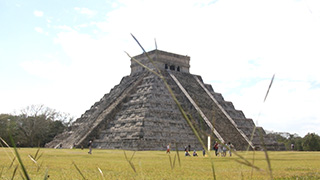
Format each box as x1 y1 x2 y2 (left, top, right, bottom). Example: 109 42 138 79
230 149 261 171
19 171 26 180
36 152 44 161
131 33 147 54
264 74 275 102
125 51 160 76
234 159 260 171
33 147 41 160
258 128 273 180
11 165 18 180
123 151 137 173
0 137 11 148
175 143 181 167
43 168 49 180
129 151 136 162
154 38 158 49
130 34 161 75
9 156 16 169
129 34 217 179
128 161 136 173
123 150 128 160
168 155 173 170
251 150 256 179
0 137 15 161
37 161 43 172
173 154 176 169
261 74 275 180
9 135 30 180
246 74 276 178
97 167 105 180
28 154 37 165
0 167 3 177
72 161 87 180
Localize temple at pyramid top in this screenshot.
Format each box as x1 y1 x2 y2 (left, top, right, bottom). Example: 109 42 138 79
130 49 190 75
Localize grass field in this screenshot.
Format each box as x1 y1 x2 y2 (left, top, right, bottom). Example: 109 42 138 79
1 148 320 180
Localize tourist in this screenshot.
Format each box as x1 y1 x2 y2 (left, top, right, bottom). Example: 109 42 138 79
88 140 93 154
193 150 198 156
213 142 219 156
227 142 234 156
166 144 170 154
185 150 190 156
222 143 227 157
217 143 223 156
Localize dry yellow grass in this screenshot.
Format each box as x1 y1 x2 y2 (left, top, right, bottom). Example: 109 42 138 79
1 148 320 179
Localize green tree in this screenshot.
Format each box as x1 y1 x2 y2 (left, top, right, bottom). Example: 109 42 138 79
0 114 20 146
1 104 73 147
302 133 320 151
294 137 304 151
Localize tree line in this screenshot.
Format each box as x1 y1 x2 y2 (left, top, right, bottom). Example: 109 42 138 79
1 104 319 151
270 132 320 151
0 104 73 147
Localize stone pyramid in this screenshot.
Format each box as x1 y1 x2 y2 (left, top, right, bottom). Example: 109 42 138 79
46 50 283 151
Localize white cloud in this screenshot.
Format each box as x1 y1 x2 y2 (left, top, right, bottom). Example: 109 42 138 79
20 59 68 80
74 7 97 17
223 77 320 137
53 25 74 32
34 27 43 33
33 10 43 17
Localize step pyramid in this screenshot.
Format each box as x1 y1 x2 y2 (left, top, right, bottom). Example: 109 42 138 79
46 50 284 151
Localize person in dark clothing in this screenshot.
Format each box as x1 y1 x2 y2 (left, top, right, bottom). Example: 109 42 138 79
88 140 93 154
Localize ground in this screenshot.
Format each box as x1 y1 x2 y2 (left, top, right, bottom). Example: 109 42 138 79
0 148 319 179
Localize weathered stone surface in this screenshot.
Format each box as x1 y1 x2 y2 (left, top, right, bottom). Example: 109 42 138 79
46 50 284 151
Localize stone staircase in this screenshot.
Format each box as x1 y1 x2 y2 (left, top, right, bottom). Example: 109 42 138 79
93 72 202 150
45 73 146 148
168 71 253 150
204 82 284 150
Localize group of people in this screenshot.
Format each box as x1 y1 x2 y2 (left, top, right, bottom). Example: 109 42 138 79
166 144 203 157
86 141 234 156
213 142 234 157
184 145 199 156
184 150 199 156
167 142 234 157
166 144 199 156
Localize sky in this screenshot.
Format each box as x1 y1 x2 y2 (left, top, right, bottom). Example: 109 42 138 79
1 0 319 137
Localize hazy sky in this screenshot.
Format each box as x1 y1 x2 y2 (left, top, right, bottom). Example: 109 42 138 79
1 0 319 137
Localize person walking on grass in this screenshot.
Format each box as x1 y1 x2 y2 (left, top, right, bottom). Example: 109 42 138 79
217 143 223 157
166 144 170 154
227 142 234 156
222 143 227 157
88 140 93 154
213 142 219 156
